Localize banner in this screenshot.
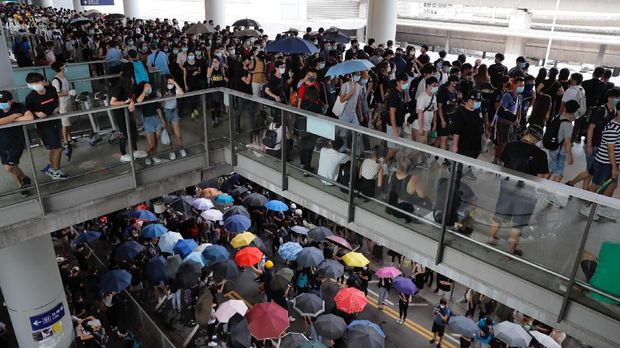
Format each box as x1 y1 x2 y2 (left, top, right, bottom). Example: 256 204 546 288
80 0 115 5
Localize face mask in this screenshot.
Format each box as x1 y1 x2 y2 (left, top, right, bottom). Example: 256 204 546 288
360 78 368 85
163 47 169 52
167 83 174 90
614 98 620 107
128 40 134 45
182 47 188 52
196 51 202 56
188 55 195 61
401 82 410 90
439 305 445 309
0 102 9 110
353 75 361 82
519 62 526 69
516 86 525 93
278 67 286 74
431 86 439 94
325 46 331 50
229 49 235 55
88 30 95 35
29 84 44 91
307 77 316 83
318 63 325 70
474 101 481 109
172 49 179 54
146 88 152 95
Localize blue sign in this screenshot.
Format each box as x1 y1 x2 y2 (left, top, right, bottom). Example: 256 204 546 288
80 0 115 5
30 303 65 331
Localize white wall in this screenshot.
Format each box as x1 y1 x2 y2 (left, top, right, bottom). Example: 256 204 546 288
52 0 74 10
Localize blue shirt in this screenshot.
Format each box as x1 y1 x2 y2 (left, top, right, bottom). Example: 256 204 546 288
106 47 123 66
147 50 170 75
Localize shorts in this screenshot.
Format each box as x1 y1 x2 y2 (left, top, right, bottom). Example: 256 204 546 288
36 120 62 150
431 322 445 336
61 115 72 127
585 145 597 172
494 180 537 228
143 115 162 133
413 131 428 144
548 149 566 177
163 109 180 123
385 126 403 149
0 138 25 165
590 160 614 186
437 114 455 137
496 118 512 144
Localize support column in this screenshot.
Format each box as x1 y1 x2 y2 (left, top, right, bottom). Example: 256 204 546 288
73 0 84 12
40 0 54 7
123 0 140 19
204 0 226 27
445 30 451 53
0 235 73 348
366 0 397 46
595 44 607 67
0 25 16 90
505 9 531 57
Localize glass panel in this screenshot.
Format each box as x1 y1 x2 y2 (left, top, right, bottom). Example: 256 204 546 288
0 123 39 208
206 91 229 150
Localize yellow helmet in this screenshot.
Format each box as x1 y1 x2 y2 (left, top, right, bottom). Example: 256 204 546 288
265 260 274 269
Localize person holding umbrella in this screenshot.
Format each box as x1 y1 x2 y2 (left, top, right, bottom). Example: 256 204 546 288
397 291 411 324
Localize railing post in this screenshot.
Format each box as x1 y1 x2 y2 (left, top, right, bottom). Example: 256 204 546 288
557 203 597 322
228 93 238 166
281 109 288 191
347 132 359 223
124 108 138 188
201 94 210 167
21 125 46 216
435 161 458 265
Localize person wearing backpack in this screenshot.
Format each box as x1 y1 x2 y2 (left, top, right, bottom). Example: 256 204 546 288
560 73 588 142
544 99 579 183
117 327 141 348
263 114 284 158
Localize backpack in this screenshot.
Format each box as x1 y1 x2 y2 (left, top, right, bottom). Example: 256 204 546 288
574 86 587 118
262 124 280 148
53 77 63 92
296 273 308 288
542 116 571 151
124 332 141 348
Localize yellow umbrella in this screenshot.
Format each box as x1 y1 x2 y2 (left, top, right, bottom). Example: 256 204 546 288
230 232 256 249
342 252 369 267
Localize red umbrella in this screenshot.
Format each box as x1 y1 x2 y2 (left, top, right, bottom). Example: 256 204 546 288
334 287 368 314
246 302 289 340
325 235 353 250
234 247 264 267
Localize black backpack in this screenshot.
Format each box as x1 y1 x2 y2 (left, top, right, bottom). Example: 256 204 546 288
542 116 571 151
262 126 280 148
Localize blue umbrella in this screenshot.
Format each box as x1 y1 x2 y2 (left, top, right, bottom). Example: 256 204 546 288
145 256 166 283
265 200 288 212
173 239 199 259
183 251 207 267
278 242 303 261
265 37 319 54
348 320 386 338
224 215 251 233
73 231 101 245
202 245 230 265
128 209 157 221
392 277 418 295
141 223 168 238
114 241 145 261
99 269 132 292
325 59 375 77
214 194 234 205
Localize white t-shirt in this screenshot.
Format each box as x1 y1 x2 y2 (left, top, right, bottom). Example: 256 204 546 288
52 75 70 113
317 148 349 185
413 92 436 131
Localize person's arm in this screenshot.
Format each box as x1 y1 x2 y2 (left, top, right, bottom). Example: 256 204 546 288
183 67 189 91
408 176 426 198
609 143 618 180
452 134 460 153
377 166 383 187
110 96 131 106
417 107 425 136
339 81 356 102
173 80 185 95
536 82 545 95
564 127 573 164
586 124 596 155
0 113 23 125
135 83 151 103
241 70 252 85
437 102 446 128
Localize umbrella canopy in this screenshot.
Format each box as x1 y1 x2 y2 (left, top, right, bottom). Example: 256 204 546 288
69 17 91 26
334 287 368 314
183 251 208 267
271 268 294 290
342 252 369 267
141 223 168 238
250 236 270 256
213 259 240 279
392 277 418 295
175 262 201 288
266 37 319 55
243 193 268 207
215 194 234 205
346 324 385 348
264 200 288 212
278 242 303 261
145 256 166 283
99 269 131 292
279 332 308 348
323 29 350 43
164 195 194 217
173 239 199 259
114 241 145 262
230 232 256 249
530 331 561 348
192 198 214 211
73 231 101 245
200 187 222 199
194 290 214 326
325 59 374 77
314 314 347 339
348 320 385 338
290 225 309 235
232 18 261 28
299 342 327 348
128 209 157 221
308 226 333 241
184 22 215 34
375 266 402 278
229 313 252 348
224 215 252 233
493 322 532 348
83 9 102 18
163 254 182 279
194 243 212 253
201 209 223 221
448 316 481 339
234 247 263 267
325 235 352 250
215 299 248 323
233 29 261 37
317 259 345 279
296 247 324 267
105 13 125 20
246 302 289 340
293 293 325 317
202 245 230 265
223 205 251 219
229 186 249 196
158 231 183 253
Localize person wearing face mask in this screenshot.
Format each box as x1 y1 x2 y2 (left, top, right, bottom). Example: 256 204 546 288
230 55 254 133
146 42 170 91
161 75 186 160
251 51 267 97
430 298 451 348
50 61 77 154
264 60 287 104
176 43 189 71
134 82 165 166
492 77 524 164
183 50 203 119
413 76 438 167
207 57 227 126
337 72 363 152
452 90 484 161
382 73 410 164
344 39 359 61
508 56 527 78
123 38 137 58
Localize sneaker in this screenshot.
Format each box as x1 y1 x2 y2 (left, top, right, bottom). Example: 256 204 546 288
596 206 617 220
169 152 176 160
179 149 187 158
20 176 32 189
429 339 436 344
208 342 217 347
120 154 132 162
145 157 152 166
133 150 147 158
65 143 73 161
46 168 69 180
211 335 217 340
579 205 600 221
463 168 477 181
152 156 162 164
40 163 51 173
288 316 296 322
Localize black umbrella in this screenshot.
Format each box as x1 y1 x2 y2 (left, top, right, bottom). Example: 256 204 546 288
317 259 344 279
233 29 261 38
194 290 214 326
105 13 125 20
243 193 268 207
184 23 215 35
293 293 325 317
323 29 351 43
308 226 333 241
229 313 251 348
232 18 260 28
164 195 193 217
250 236 270 257
68 17 91 26
296 247 324 268
271 268 294 290
315 314 347 339
176 262 201 288
279 332 309 348
230 186 249 197
223 205 251 220
346 325 385 348
163 255 182 279
213 259 240 279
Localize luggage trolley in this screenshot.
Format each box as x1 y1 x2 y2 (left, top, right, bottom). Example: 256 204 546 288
74 91 119 146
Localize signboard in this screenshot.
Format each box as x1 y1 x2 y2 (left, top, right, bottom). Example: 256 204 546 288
30 303 64 331
80 0 115 5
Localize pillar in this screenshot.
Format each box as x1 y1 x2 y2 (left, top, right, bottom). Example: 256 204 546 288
504 9 531 57
73 0 84 12
445 30 451 53
595 44 607 67
366 0 397 46
0 235 73 348
123 0 140 19
204 0 226 27
40 0 54 7
0 25 16 90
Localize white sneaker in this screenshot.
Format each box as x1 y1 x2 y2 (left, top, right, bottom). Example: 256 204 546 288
169 152 176 160
145 157 152 166
579 205 600 221
133 150 147 158
152 156 162 164
208 342 218 347
120 154 132 162
179 149 187 157
288 316 296 322
596 206 617 220
211 335 217 340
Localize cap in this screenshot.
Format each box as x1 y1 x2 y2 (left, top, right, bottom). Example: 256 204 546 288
527 124 544 140
0 91 13 103
265 260 274 269
607 88 620 98
467 90 483 101
290 203 297 209
295 209 303 216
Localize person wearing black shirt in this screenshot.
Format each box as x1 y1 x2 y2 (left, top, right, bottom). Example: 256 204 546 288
453 90 484 159
487 124 549 256
264 60 286 103
0 91 34 195
417 44 430 66
384 73 408 164
231 55 253 133
134 81 165 165
581 67 608 110
110 65 141 163
25 72 68 180
436 75 459 150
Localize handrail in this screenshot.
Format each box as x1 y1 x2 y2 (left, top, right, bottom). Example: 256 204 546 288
5 69 160 91
11 58 116 71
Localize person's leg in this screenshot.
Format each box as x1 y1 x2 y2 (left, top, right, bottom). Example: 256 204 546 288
50 148 62 170
508 228 522 255
145 132 157 157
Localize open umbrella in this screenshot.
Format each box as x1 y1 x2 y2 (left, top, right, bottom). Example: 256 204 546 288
99 269 132 292
323 28 350 43
128 209 157 221
229 313 252 348
250 236 270 256
392 277 418 295
334 287 368 314
163 255 182 279
213 259 240 279
223 205 251 219
201 209 223 221
224 215 251 233
194 290 214 327
308 226 333 241
83 9 102 17
233 29 261 38
202 245 230 265
264 200 288 212
346 324 385 348
271 268 294 290
325 59 374 77
317 259 344 279
183 251 207 267
232 18 261 28
348 320 385 338
158 231 182 253
201 187 222 199
529 331 561 348
342 252 369 267
73 231 101 245
193 243 212 253
141 223 168 238
105 13 125 21
192 198 214 211
448 316 481 340
278 242 303 261
114 241 145 262
215 194 234 205
173 239 199 259
229 186 249 196
266 37 319 55
234 247 263 267
243 193 267 207
279 332 308 348
184 22 215 34
325 235 352 250
493 322 532 348
246 302 289 340
293 293 325 317
314 314 347 339
375 266 402 278
145 256 166 283
69 17 91 26
299 342 327 348
176 262 201 288
290 225 309 235
215 299 248 323
296 247 324 267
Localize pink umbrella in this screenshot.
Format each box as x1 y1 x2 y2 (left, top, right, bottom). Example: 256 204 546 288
375 266 402 278
325 235 352 250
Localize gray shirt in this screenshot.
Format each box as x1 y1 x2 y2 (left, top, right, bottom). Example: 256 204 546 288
556 115 573 154
340 81 360 116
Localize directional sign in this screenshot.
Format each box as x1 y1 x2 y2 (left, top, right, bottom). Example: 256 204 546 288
30 303 65 331
80 0 115 5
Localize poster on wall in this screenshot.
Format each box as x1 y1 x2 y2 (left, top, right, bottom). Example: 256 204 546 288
80 0 115 5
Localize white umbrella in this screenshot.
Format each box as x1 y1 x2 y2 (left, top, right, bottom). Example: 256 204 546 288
193 243 212 253
529 331 561 348
192 198 214 211
215 299 248 323
201 209 223 221
493 322 532 348
158 231 182 253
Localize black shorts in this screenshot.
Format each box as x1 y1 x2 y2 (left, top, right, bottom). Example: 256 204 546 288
431 322 445 336
494 180 537 228
0 135 25 166
36 120 62 150
437 114 456 136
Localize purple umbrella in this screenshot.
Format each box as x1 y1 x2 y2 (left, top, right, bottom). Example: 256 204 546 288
393 277 418 295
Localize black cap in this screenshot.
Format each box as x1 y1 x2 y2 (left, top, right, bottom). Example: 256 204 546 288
607 88 620 98
517 56 527 63
527 123 544 140
467 90 483 101
0 91 12 103
448 75 460 83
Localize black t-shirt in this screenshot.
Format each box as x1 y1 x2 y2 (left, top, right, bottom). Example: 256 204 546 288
417 53 430 66
501 141 549 176
133 86 161 117
376 74 390 104
454 107 483 156
183 62 203 86
386 88 405 127
265 75 284 101
588 104 615 147
488 63 507 89
581 78 607 109
26 86 59 116
540 79 561 97
0 102 28 139
436 86 458 115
